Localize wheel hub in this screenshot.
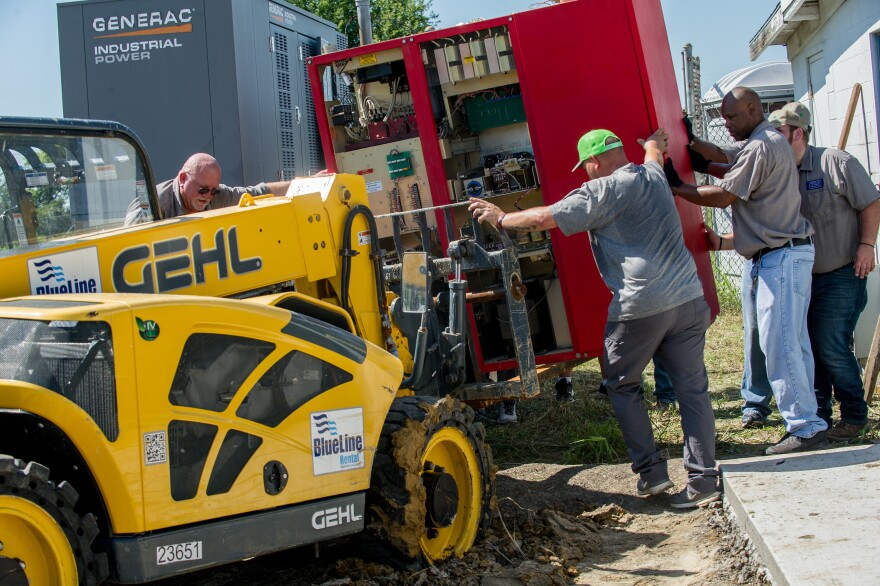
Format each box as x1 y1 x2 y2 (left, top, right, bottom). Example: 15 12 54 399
422 464 459 529
0 557 28 586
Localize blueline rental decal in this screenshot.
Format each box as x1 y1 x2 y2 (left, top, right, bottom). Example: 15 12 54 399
311 408 365 475
28 248 103 295
91 9 194 65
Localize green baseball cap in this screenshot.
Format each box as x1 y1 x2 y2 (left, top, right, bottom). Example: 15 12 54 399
572 129 623 172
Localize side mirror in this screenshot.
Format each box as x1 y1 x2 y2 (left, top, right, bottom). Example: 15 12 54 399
401 251 428 314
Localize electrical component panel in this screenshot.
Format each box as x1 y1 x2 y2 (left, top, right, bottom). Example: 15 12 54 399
308 0 719 372
387 151 414 180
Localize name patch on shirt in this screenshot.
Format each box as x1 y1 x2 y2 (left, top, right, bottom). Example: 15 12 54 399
806 178 824 191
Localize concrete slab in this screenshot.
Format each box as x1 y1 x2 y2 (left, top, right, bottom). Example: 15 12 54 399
719 443 880 586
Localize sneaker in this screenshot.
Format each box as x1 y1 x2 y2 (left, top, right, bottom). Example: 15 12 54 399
669 488 721 509
555 378 574 402
498 402 518 424
636 478 674 496
765 431 830 455
741 412 766 429
826 421 866 442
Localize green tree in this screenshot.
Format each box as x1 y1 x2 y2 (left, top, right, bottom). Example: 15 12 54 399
286 0 438 49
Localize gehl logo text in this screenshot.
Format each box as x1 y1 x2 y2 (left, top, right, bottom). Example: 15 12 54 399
111 227 261 293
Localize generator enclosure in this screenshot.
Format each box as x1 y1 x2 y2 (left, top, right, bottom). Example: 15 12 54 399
58 0 344 186
307 0 719 373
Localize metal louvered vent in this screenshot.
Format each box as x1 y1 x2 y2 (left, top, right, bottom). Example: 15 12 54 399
335 34 353 106
300 40 325 175
281 130 296 149
278 72 290 92
273 29 296 179
275 32 288 53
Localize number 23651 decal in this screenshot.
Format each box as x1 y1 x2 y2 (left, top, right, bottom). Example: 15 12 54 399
156 541 202 565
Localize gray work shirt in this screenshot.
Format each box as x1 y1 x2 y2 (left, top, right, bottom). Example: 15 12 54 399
549 160 704 321
717 119 813 259
797 145 880 274
124 178 272 225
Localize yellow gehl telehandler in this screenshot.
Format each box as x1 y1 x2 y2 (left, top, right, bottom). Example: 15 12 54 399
0 117 543 583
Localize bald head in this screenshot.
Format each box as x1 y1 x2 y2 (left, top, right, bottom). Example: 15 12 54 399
180 153 221 177
720 86 765 141
726 86 761 109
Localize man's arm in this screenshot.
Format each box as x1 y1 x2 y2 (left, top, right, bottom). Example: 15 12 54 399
855 198 880 278
671 182 738 208
689 137 729 164
264 180 291 195
705 161 734 179
682 114 730 164
468 198 557 231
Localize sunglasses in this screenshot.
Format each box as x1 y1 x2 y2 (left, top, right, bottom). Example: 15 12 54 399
187 174 220 197
197 184 220 196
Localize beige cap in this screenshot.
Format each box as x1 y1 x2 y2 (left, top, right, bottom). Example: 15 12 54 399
768 101 812 130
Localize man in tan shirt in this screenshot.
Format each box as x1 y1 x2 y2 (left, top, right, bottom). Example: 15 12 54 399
767 102 880 441
669 86 829 455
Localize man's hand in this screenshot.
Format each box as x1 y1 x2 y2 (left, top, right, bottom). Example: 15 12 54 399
687 145 710 173
854 243 875 278
704 224 722 252
468 197 504 229
663 158 683 188
683 114 695 144
638 128 668 153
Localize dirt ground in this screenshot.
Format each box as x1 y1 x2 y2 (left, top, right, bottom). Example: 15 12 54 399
157 459 761 586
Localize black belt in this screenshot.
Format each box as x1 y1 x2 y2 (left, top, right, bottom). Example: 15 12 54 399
751 236 813 261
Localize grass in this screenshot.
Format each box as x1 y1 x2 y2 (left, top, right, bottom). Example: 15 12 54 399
484 308 880 465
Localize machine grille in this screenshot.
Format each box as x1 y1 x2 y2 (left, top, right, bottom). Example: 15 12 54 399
0 318 119 441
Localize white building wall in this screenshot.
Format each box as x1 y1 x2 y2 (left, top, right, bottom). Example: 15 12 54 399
787 0 880 183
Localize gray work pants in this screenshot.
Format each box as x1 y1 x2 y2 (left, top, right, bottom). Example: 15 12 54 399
604 297 718 494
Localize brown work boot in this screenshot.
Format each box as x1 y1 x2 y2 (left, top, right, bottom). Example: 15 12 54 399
826 421 866 442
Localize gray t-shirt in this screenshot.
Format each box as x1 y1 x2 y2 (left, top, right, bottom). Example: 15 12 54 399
797 145 880 274
549 161 704 321
124 178 272 225
717 120 813 258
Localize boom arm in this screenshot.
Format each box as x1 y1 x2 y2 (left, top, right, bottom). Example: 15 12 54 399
0 172 389 350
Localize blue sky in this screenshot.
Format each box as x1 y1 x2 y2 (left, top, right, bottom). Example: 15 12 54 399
0 0 786 117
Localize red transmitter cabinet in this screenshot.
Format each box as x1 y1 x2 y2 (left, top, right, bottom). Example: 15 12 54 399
307 0 718 376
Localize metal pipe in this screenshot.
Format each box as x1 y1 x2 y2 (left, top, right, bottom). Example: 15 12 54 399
682 43 693 115
355 0 373 46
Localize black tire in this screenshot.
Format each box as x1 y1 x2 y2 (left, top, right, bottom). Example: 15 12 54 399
0 456 108 586
367 396 495 562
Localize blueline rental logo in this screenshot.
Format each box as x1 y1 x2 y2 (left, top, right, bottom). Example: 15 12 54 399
28 248 102 295
311 409 365 475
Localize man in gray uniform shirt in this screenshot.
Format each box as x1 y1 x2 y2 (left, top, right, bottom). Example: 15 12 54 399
124 153 291 225
469 128 719 509
672 86 829 455
765 102 880 441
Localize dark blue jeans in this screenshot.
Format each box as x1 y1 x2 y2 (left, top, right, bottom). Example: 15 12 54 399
807 263 868 426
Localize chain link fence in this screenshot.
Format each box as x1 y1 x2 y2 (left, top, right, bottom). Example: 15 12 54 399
699 119 744 310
